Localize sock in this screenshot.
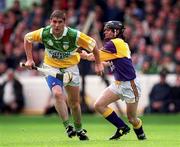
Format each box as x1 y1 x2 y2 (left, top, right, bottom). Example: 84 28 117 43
103 108 127 128
134 126 144 136
63 120 70 128
133 118 142 129
74 122 82 132
133 118 145 136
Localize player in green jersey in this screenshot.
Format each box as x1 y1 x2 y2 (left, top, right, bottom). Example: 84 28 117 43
23 10 104 140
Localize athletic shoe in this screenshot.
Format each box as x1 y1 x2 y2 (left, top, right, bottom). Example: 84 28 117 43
66 125 76 138
63 71 73 84
77 129 89 140
109 125 130 140
133 126 147 140
137 133 147 140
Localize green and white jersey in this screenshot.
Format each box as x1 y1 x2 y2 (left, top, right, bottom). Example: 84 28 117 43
25 26 96 68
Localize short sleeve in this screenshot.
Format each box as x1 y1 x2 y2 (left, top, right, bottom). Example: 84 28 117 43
104 41 117 53
76 31 96 52
24 28 43 43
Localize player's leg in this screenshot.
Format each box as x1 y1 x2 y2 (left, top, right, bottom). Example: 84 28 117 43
65 85 81 129
126 102 146 140
94 87 130 140
66 85 89 140
46 75 76 138
52 85 69 121
64 65 88 140
126 79 146 140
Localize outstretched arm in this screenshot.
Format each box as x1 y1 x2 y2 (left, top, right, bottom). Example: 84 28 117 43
80 48 104 75
77 32 104 75
80 50 95 61
80 50 110 67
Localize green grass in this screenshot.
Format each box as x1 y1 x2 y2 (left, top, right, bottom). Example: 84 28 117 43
0 114 180 147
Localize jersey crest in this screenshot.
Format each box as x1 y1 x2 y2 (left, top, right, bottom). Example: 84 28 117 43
47 40 53 46
63 42 69 50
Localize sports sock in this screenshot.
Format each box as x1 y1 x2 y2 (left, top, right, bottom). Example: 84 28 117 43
74 122 82 132
133 119 145 136
133 118 142 129
134 126 144 135
103 108 127 128
63 120 70 128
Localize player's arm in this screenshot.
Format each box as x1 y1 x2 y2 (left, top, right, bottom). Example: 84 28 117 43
76 32 102 61
24 28 43 68
80 50 95 61
80 48 118 61
77 32 104 75
80 50 110 68
76 31 98 57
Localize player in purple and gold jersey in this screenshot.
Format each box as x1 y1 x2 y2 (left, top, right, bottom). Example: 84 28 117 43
23 10 104 140
80 21 146 140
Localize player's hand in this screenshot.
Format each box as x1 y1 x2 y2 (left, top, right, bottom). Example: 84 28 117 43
25 60 35 70
80 50 95 61
95 63 104 76
87 53 95 61
102 61 111 67
80 50 88 59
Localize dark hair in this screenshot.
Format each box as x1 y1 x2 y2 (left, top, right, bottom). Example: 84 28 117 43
50 10 66 21
159 68 168 77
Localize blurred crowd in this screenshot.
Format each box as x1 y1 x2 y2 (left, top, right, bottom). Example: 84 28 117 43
0 0 180 114
0 0 179 76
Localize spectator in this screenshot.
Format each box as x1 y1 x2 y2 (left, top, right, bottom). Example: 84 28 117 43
10 0 22 23
0 0 5 12
104 0 124 22
146 68 171 113
169 75 180 113
0 69 25 114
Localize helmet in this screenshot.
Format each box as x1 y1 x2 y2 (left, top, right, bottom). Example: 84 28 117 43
104 21 125 32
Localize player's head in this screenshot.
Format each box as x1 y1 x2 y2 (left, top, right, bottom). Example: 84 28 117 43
50 10 66 37
103 21 125 40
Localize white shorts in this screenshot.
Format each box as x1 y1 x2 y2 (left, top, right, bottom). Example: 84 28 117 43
109 78 141 103
42 63 80 87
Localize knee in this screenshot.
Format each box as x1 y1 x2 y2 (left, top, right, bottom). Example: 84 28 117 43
53 90 62 98
52 89 64 101
69 101 79 109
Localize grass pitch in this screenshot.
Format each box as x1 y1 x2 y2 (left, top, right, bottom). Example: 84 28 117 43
0 114 180 147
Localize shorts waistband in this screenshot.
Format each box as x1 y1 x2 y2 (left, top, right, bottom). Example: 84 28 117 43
114 80 121 85
114 80 135 85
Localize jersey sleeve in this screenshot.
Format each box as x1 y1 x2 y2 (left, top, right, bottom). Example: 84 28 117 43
76 31 96 52
104 41 117 53
99 40 128 61
99 50 118 61
98 41 118 61
24 28 43 43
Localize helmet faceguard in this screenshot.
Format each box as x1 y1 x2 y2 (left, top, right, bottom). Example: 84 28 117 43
104 21 125 38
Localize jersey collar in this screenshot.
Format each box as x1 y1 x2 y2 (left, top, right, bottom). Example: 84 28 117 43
50 26 68 40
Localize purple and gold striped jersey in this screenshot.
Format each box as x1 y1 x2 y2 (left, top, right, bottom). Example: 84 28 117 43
99 38 136 81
